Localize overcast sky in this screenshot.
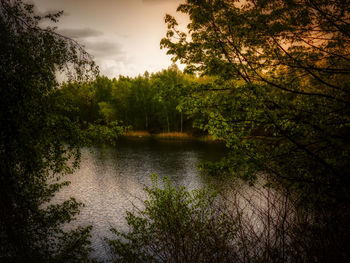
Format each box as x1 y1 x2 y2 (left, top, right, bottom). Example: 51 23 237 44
31 0 188 78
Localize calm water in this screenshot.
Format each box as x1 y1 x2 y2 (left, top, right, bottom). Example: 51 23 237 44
54 138 227 261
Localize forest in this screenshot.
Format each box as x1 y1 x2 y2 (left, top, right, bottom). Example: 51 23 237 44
1 0 350 262
56 67 198 135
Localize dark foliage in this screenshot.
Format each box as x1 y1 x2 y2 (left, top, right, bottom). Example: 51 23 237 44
0 0 97 261
161 0 350 261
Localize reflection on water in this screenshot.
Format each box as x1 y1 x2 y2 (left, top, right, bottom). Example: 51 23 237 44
53 138 227 261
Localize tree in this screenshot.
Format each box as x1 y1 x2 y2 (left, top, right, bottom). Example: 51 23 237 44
151 66 187 133
131 76 155 130
0 0 97 261
161 0 350 261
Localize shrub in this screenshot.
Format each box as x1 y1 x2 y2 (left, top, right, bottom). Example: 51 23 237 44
106 175 238 263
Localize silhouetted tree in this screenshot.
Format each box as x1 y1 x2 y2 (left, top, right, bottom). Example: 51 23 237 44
0 0 97 261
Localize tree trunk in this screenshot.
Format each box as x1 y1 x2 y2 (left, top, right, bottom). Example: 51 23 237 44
180 111 183 133
145 113 148 130
167 114 170 133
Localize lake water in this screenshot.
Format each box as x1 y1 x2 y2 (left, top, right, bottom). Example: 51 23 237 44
54 138 227 261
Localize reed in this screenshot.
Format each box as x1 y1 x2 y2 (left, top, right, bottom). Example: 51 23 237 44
122 131 220 142
154 132 192 140
123 131 151 138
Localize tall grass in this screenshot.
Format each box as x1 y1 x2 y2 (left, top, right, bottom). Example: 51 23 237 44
122 131 217 142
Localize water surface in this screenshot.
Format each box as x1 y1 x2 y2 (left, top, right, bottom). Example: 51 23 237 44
54 138 227 261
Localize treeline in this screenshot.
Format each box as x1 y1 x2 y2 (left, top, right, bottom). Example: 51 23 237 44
56 65 202 134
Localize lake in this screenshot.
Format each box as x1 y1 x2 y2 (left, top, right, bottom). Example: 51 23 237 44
54 138 227 261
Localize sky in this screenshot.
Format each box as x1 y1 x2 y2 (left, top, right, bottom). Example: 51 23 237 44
31 0 188 78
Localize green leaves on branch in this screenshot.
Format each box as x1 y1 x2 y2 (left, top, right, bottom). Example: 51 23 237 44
84 121 128 146
161 0 350 206
107 175 238 263
160 1 350 259
0 0 97 260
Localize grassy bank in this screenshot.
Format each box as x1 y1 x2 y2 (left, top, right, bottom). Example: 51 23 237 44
122 131 218 142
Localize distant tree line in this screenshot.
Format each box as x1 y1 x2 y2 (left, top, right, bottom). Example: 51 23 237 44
56 66 206 135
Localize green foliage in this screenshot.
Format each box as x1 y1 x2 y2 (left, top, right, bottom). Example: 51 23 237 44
161 0 350 260
107 175 238 263
58 67 196 134
0 0 97 261
98 102 118 123
85 120 128 146
161 0 350 205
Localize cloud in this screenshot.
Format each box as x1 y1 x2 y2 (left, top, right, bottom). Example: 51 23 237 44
95 59 134 78
57 28 104 39
87 41 121 53
85 40 125 59
115 32 129 39
142 0 180 4
39 9 70 17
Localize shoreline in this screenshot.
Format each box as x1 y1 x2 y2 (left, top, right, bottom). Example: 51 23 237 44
121 131 221 143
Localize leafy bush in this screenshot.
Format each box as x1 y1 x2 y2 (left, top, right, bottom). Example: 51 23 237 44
85 120 128 146
106 175 238 263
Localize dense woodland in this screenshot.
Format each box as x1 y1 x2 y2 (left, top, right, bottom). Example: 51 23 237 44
1 0 350 262
56 67 198 135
